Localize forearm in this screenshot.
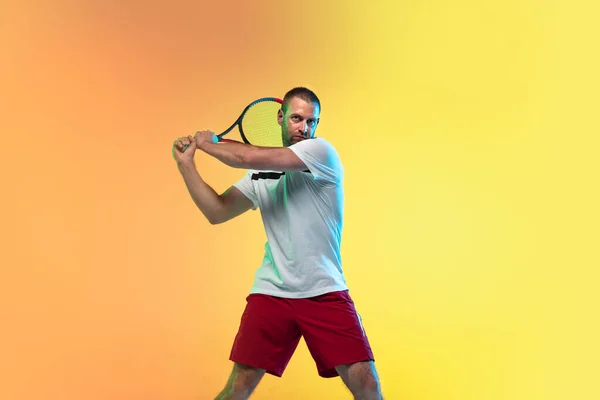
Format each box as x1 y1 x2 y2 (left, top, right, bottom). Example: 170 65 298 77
176 160 225 224
199 141 254 169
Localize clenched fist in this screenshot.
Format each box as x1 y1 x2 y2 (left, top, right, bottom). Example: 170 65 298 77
172 135 196 164
194 130 219 148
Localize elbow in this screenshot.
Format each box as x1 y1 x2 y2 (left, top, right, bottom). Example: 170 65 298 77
206 206 229 225
205 195 230 225
206 214 225 225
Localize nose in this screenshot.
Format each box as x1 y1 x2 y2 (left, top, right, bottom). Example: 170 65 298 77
298 122 308 136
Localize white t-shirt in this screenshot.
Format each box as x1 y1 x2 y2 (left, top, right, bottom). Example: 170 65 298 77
233 137 348 298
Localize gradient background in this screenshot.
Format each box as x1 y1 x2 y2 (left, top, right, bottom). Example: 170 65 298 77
1 0 599 399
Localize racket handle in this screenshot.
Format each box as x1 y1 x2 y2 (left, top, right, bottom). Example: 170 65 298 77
181 135 229 151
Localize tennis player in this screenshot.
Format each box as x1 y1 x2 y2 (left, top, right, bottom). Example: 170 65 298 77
172 87 383 400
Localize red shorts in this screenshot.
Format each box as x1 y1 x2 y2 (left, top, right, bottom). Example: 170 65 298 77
229 290 374 378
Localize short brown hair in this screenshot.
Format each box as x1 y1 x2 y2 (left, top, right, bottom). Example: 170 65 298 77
282 87 321 113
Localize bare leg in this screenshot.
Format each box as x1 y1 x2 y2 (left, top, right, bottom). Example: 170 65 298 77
214 363 266 400
335 361 383 400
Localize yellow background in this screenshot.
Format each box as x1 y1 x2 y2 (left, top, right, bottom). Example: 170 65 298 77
1 0 599 399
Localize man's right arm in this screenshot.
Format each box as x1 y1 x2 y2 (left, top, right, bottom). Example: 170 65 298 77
177 160 254 225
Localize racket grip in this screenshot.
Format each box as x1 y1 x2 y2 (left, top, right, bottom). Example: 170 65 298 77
181 134 222 151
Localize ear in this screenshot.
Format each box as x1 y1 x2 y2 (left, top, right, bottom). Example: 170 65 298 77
277 108 283 126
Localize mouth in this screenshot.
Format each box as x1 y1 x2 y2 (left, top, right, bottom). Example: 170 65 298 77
291 135 306 142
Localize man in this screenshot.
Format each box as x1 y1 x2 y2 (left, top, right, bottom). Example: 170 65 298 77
172 87 383 399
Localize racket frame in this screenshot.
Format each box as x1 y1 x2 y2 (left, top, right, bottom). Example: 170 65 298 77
218 97 283 144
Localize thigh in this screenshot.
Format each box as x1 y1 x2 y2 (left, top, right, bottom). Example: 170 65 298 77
294 290 375 378
229 294 302 377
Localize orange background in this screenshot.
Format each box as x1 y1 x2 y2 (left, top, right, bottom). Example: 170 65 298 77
1 0 599 399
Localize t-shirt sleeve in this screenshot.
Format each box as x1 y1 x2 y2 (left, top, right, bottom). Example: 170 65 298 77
232 171 259 210
288 137 343 185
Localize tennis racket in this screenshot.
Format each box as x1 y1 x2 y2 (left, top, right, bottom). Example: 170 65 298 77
184 97 283 150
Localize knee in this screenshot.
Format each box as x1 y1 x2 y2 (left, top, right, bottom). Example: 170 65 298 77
366 376 381 391
351 368 382 399
215 363 265 400
359 376 381 395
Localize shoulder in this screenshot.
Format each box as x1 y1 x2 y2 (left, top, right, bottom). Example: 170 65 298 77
289 137 340 158
295 136 336 149
287 137 343 184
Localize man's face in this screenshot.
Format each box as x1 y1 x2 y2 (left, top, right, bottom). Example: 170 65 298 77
278 96 320 146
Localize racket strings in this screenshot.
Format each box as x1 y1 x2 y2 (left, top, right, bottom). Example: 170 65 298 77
241 101 283 147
